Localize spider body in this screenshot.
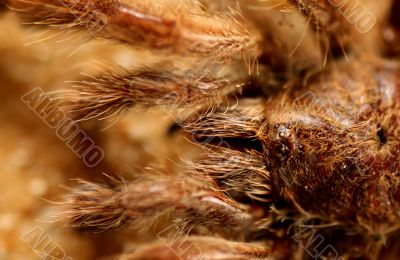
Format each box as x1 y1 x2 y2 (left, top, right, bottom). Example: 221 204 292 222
4 0 400 259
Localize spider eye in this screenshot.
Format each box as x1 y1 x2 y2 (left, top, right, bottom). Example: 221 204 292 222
275 124 290 139
272 124 297 161
274 143 290 161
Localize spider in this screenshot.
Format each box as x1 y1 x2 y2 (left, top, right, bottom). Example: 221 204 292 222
4 0 400 259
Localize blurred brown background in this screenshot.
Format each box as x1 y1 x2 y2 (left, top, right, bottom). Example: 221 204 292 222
0 11 200 259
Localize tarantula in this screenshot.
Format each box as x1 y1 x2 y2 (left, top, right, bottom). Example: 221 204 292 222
4 0 400 259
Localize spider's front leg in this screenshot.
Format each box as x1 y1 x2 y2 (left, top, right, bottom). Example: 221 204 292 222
58 146 274 258
60 175 254 237
190 147 271 203
58 173 273 259
183 99 274 208
6 0 260 60
62 66 245 120
185 98 266 139
59 129 272 238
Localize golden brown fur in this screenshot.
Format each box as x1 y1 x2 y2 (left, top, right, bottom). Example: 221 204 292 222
3 0 400 259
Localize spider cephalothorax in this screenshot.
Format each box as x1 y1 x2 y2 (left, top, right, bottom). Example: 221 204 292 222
261 61 400 235
4 0 400 259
